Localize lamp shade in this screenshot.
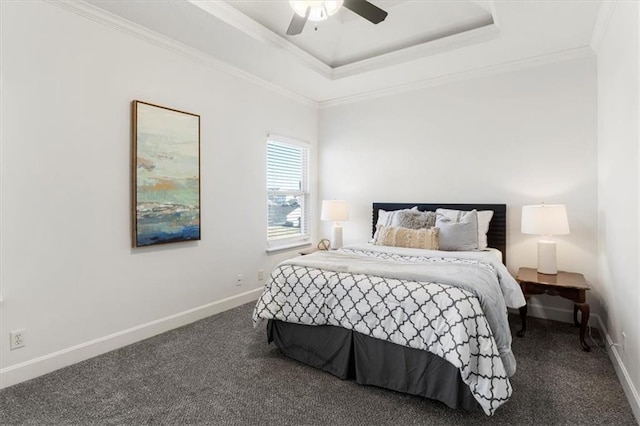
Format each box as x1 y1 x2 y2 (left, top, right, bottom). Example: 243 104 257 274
321 200 349 222
521 204 570 236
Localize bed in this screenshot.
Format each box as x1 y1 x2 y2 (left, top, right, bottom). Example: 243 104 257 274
253 203 525 416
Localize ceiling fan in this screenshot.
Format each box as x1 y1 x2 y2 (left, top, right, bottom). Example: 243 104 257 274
286 0 388 36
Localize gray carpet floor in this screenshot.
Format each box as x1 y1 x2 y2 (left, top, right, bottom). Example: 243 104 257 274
0 302 636 425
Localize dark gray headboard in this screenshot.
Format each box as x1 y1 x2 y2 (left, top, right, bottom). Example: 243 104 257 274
372 203 507 265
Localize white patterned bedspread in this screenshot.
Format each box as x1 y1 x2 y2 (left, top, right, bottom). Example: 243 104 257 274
253 244 525 416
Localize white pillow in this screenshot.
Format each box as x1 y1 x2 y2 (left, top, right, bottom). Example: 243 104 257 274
435 208 494 250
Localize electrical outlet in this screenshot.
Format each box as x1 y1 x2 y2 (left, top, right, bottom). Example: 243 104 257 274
236 274 243 286
258 269 264 281
10 330 25 350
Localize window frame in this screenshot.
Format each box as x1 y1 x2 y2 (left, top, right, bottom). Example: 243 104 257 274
266 134 311 252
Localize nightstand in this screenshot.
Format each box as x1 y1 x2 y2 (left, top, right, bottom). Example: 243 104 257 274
516 267 591 352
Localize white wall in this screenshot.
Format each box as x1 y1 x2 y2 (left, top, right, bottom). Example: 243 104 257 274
2 3 636 417
596 0 640 418
319 56 599 318
0 1 317 387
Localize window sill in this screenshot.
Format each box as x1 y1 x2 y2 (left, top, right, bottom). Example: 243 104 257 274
266 241 311 254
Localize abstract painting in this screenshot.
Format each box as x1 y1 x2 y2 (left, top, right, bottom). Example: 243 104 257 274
132 100 200 247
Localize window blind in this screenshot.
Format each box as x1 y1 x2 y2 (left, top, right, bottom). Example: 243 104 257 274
267 136 310 248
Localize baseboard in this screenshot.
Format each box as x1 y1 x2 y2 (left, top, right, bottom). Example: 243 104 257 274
0 287 263 390
520 302 575 324
595 315 640 423
4 292 638 424
513 303 639 422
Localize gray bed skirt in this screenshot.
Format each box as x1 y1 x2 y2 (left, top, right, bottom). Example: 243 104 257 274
267 320 479 411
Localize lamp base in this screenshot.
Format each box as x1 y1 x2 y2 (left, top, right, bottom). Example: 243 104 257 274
331 224 343 250
537 240 557 275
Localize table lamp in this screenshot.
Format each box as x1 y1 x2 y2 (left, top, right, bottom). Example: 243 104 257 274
321 200 349 249
521 204 570 275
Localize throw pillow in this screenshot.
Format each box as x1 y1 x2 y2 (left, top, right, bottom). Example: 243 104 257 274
374 225 439 250
435 208 493 250
436 209 479 251
395 209 436 230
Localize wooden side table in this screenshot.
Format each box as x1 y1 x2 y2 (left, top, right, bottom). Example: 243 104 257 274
516 267 591 352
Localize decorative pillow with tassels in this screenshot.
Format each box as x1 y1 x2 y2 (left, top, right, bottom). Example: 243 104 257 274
374 225 439 250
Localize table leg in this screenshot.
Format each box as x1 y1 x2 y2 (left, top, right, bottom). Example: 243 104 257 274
575 302 591 352
517 304 527 337
573 304 580 327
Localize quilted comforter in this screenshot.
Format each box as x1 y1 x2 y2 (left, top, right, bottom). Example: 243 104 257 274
253 243 526 416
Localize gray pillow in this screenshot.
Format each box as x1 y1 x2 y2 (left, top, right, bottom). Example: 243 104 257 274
436 208 493 250
395 210 436 229
437 210 479 251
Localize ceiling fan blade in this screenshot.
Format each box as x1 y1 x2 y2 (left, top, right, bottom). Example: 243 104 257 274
286 9 309 36
343 0 388 24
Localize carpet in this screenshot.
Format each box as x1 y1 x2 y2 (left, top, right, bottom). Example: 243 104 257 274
0 302 636 425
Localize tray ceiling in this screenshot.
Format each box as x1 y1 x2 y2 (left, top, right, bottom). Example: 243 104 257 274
223 0 494 68
81 0 602 104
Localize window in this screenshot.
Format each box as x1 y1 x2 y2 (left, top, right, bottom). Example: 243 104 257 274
266 135 310 250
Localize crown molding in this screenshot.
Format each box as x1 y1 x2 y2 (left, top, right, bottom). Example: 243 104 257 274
590 0 617 53
43 0 597 109
333 22 499 79
320 46 595 108
46 0 318 109
188 0 333 79
470 1 500 28
190 0 498 81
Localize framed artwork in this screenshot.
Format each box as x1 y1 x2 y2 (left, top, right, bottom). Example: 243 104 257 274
131 100 201 247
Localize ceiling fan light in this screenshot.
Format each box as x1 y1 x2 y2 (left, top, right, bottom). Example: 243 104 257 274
289 0 309 17
323 1 343 16
289 0 344 22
